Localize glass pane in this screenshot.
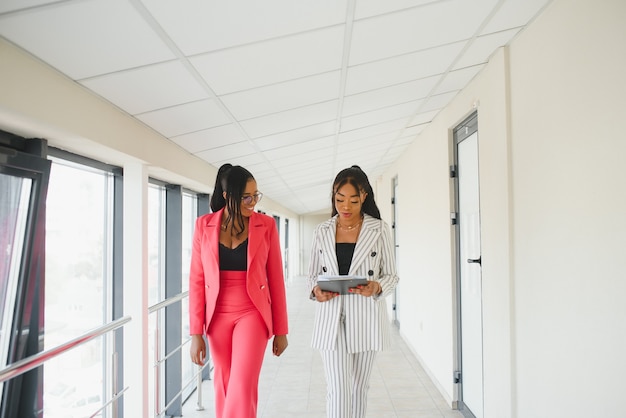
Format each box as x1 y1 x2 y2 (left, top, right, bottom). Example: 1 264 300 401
147 184 165 416
42 337 104 418
0 173 32 400
148 185 164 306
44 161 109 416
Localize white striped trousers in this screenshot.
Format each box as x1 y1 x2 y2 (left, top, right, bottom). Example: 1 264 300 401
320 315 377 418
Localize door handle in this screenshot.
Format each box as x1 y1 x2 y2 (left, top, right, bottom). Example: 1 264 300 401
467 257 481 265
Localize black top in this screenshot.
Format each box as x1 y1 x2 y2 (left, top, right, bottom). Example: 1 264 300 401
336 243 356 275
219 239 248 271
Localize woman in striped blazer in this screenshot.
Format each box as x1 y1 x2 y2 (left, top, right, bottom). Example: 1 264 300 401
307 165 399 418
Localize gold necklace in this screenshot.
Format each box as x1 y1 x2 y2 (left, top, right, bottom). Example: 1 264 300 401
337 218 363 231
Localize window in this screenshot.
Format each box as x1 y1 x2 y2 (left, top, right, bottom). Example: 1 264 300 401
43 156 115 417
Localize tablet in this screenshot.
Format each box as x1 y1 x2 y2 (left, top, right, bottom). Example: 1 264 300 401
316 275 369 295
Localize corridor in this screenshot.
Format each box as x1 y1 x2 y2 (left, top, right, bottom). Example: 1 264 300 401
182 276 464 418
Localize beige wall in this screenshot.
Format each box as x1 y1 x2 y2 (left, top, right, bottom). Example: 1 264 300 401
380 0 626 416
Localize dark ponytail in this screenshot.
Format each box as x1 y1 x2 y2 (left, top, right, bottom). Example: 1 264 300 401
210 163 232 212
330 165 381 219
210 163 255 236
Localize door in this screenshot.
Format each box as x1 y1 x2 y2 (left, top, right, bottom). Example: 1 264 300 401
391 176 399 325
455 115 484 418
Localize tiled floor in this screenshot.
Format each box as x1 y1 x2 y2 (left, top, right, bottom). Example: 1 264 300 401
182 276 463 418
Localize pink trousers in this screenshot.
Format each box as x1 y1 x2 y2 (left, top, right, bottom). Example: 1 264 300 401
207 270 269 418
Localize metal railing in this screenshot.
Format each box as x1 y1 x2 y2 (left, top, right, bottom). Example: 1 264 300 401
148 290 211 418
0 316 131 417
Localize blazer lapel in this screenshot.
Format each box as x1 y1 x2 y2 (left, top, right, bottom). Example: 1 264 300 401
319 218 340 275
205 209 222 268
247 211 266 269
349 215 380 275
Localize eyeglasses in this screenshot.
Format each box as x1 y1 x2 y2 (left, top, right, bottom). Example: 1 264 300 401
241 192 263 205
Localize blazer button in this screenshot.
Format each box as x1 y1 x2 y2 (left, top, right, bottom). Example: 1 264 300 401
368 270 374 276
260 285 266 290
371 251 377 257
205 284 210 288
322 267 327 272
320 249 323 253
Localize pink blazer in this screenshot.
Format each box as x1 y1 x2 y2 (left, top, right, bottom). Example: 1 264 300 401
189 208 288 338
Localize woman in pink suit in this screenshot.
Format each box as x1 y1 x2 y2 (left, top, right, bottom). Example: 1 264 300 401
189 163 288 418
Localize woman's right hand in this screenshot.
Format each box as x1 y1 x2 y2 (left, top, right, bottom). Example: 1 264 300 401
190 334 206 366
313 285 339 302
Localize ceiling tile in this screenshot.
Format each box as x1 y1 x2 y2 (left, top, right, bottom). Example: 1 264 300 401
349 0 499 66
409 109 440 126
418 92 459 113
345 41 467 95
338 118 411 142
216 152 267 168
195 141 257 164
354 0 440 20
453 28 521 70
252 121 336 151
340 100 423 132
1 0 552 215
432 65 484 95
190 26 345 95
136 99 232 138
221 71 341 120
142 0 348 55
342 75 439 116
80 61 209 115
0 0 58 13
170 124 246 153
0 0 175 79
481 0 553 35
262 136 336 161
240 100 338 139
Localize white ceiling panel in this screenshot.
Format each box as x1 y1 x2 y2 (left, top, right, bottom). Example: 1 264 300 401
0 0 174 79
345 41 467 95
80 61 209 115
349 0 499 66
262 136 336 161
221 71 341 120
1 0 553 214
195 142 257 164
338 118 411 142
410 110 440 126
342 75 439 116
453 28 521 70
215 152 267 169
354 0 441 20
170 124 246 153
340 100 423 133
481 0 552 35
419 91 459 114
136 99 232 138
141 0 348 55
0 0 59 13
432 65 484 95
240 101 339 139
189 26 345 95
252 122 336 152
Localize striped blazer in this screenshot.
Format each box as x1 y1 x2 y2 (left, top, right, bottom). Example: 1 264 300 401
307 214 399 352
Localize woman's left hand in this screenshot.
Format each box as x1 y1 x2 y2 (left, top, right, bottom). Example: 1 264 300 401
349 280 382 297
273 334 288 356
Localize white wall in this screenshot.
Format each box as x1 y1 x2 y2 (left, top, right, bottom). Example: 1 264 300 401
379 0 626 417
